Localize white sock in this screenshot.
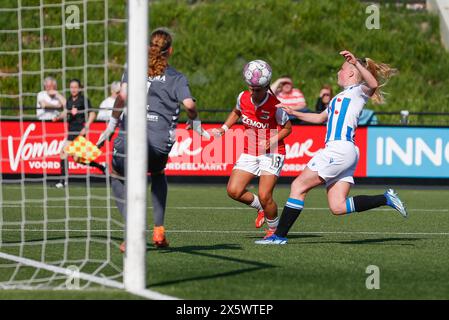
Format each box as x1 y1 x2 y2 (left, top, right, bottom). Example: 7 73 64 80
266 216 279 229
249 194 263 211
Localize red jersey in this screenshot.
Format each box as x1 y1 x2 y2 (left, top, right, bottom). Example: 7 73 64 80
236 91 289 156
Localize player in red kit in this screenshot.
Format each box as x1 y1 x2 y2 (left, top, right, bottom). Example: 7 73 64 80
212 60 292 238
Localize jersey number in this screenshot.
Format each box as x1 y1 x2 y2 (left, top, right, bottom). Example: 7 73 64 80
271 155 283 169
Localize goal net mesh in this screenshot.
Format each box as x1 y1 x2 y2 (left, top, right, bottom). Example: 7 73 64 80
0 0 127 290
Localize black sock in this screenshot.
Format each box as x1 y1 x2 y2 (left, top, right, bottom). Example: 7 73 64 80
274 198 304 238
60 159 66 183
88 161 105 173
346 195 387 213
151 173 168 226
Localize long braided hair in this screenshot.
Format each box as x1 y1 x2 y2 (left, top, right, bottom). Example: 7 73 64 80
148 28 172 77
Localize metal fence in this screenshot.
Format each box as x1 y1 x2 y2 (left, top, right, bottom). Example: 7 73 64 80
1 106 449 126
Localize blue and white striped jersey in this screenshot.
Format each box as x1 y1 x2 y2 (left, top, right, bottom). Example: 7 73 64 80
325 84 369 143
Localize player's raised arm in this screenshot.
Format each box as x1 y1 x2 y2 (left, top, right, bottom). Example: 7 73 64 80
340 50 378 97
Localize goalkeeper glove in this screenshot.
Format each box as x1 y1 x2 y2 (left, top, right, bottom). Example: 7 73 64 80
96 117 118 148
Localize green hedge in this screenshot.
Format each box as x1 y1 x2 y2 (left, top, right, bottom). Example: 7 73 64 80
1 0 449 124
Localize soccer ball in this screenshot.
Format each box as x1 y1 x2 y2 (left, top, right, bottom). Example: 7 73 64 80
242 59 272 87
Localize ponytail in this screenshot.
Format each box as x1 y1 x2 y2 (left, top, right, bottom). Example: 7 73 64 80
363 58 397 104
148 28 172 77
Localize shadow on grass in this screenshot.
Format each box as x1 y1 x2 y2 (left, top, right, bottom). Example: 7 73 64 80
335 237 421 245
147 243 277 288
246 234 322 240
300 237 422 246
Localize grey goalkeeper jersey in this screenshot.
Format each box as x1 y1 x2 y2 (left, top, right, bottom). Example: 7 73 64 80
120 65 192 154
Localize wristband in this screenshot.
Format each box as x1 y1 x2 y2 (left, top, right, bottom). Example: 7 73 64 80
221 124 229 132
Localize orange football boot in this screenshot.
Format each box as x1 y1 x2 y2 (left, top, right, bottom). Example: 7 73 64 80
255 210 265 228
153 226 169 248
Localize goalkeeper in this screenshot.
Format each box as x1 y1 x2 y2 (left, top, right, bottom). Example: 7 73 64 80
97 28 207 250
53 79 106 188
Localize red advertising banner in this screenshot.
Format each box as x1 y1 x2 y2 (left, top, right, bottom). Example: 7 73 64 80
167 123 367 177
0 121 109 175
0 121 367 177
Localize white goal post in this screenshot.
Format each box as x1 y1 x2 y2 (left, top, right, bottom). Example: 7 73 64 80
124 0 149 293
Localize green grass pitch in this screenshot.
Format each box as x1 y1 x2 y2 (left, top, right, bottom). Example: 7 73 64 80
0 183 448 299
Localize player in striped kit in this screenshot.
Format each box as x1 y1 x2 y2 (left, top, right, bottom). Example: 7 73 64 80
256 50 407 245
212 60 292 238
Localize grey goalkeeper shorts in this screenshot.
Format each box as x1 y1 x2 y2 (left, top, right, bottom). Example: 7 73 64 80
112 135 169 176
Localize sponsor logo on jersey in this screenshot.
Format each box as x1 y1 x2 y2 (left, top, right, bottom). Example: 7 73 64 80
147 114 159 122
148 75 166 82
260 110 270 120
241 114 269 129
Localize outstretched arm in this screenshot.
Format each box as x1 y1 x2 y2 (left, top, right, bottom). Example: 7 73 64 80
280 106 328 124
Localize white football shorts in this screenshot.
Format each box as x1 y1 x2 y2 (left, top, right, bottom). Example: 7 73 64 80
233 153 285 177
307 140 359 187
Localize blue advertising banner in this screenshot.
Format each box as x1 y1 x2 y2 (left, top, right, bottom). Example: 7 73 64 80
367 127 449 178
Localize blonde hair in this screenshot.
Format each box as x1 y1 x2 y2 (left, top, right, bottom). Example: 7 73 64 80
358 57 397 104
148 28 172 77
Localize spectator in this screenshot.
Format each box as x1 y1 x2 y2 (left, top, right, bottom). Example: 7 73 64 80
270 76 308 113
97 81 121 121
315 84 333 113
36 77 66 120
53 79 104 188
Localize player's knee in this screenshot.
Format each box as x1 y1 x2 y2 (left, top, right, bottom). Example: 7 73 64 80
291 179 307 197
258 191 273 206
329 202 347 215
227 185 243 200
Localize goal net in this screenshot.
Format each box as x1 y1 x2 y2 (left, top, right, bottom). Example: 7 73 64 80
0 0 162 298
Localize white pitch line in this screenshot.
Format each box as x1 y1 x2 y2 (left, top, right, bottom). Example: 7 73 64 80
166 230 449 236
1 204 448 212
0 229 448 236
